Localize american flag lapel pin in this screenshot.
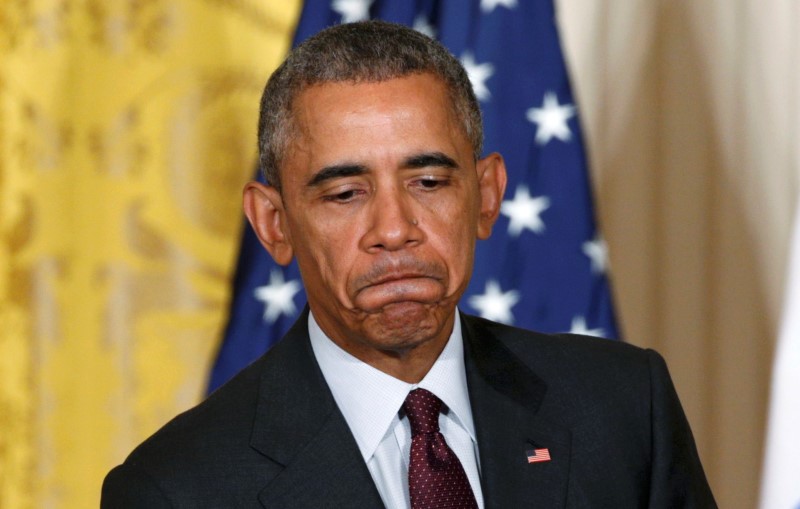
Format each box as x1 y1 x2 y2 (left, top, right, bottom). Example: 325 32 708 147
526 447 551 464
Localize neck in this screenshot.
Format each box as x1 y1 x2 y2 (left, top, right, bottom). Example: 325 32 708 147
360 338 449 383
310 308 457 384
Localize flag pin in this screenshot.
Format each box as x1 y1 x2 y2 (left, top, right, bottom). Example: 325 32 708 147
526 448 551 464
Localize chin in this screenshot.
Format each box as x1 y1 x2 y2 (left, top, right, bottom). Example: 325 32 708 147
365 302 448 351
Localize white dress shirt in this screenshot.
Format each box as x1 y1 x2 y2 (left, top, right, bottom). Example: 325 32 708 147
308 310 484 509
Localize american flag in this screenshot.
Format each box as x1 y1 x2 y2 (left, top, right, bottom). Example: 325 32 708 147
207 0 619 392
526 448 551 464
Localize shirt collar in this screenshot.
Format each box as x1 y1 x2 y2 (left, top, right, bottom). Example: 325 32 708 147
308 309 476 462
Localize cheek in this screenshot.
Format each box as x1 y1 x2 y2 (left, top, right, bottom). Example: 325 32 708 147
429 218 476 285
429 195 479 247
418 191 479 263
296 215 360 291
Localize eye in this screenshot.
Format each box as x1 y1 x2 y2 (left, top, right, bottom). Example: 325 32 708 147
414 176 449 190
323 188 364 203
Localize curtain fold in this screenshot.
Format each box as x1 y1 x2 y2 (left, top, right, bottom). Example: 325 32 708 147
558 1 799 508
0 2 301 507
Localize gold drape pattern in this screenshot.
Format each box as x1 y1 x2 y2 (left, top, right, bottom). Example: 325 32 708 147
0 1 301 507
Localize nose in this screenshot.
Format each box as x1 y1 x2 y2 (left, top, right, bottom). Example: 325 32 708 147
361 185 423 252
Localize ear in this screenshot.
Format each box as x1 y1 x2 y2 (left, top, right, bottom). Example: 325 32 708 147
475 152 508 240
242 181 294 265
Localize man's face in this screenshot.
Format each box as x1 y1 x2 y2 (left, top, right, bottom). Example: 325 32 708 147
249 73 505 366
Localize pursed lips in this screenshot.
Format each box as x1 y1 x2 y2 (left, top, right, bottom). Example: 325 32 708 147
351 257 449 302
360 272 438 291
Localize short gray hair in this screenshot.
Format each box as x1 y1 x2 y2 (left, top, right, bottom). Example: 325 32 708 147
257 20 483 191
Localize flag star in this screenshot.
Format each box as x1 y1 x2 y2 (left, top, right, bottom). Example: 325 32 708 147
481 0 518 13
412 13 436 38
254 269 302 323
569 316 606 338
526 91 576 145
501 185 550 236
331 0 372 23
583 236 608 274
468 280 520 324
460 53 494 102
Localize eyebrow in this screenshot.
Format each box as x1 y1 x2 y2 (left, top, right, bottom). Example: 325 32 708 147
402 152 459 170
306 164 367 187
305 151 460 188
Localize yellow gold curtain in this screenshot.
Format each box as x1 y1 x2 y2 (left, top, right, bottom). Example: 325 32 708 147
0 1 301 506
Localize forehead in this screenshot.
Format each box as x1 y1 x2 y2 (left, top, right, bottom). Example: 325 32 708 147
298 73 456 123
284 74 468 170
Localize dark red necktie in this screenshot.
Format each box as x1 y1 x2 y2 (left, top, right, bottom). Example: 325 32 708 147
403 388 479 509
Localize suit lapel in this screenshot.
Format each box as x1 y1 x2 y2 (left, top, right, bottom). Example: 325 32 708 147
249 310 384 508
462 314 571 509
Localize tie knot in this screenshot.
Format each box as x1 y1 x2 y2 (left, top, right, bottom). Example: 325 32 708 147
403 388 443 436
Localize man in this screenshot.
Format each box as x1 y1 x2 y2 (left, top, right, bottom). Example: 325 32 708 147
102 20 716 508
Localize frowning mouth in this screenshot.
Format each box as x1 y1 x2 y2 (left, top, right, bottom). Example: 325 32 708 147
353 275 445 311
352 258 447 297
363 272 435 289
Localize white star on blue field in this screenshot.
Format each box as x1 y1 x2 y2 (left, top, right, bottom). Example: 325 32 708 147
526 91 576 145
254 270 302 323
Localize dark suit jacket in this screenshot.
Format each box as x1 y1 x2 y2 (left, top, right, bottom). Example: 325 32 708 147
102 311 716 508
